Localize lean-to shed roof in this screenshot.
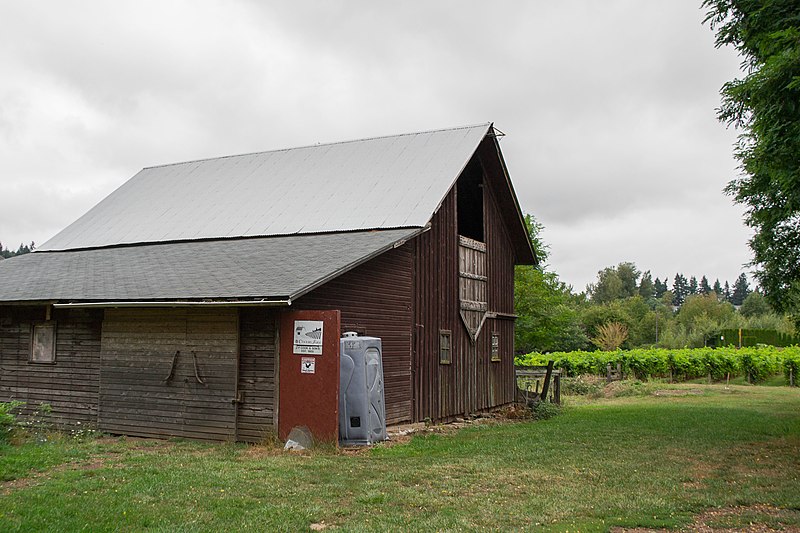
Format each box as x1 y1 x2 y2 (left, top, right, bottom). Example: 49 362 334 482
41 123 493 251
0 229 419 303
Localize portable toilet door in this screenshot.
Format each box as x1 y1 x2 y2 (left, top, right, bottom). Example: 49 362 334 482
339 332 387 445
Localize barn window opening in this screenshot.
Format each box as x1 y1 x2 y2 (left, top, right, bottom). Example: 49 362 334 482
30 322 57 364
457 158 484 242
439 330 452 365
491 333 501 362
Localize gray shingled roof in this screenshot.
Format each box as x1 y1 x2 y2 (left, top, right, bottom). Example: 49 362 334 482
41 124 492 251
0 229 419 303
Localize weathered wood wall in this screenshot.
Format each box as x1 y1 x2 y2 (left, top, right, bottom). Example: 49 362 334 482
413 186 463 422
294 245 414 425
99 308 239 441
237 308 278 442
0 305 103 427
478 166 518 410
413 146 518 423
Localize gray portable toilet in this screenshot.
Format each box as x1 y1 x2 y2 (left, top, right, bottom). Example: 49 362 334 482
339 332 387 445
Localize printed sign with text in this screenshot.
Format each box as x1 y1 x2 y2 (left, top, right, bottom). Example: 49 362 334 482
293 320 324 355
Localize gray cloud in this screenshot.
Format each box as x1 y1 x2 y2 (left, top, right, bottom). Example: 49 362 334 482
0 1 751 289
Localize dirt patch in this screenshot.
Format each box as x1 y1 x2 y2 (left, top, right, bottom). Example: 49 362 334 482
611 504 800 532
652 389 704 397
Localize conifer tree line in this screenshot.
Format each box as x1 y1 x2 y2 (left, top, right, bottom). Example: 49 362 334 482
596 265 753 307
0 241 35 259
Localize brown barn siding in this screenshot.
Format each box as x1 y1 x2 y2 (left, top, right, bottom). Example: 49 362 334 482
293 245 414 425
412 188 465 422
476 171 518 409
99 308 239 441
0 306 102 427
412 150 519 422
237 308 278 442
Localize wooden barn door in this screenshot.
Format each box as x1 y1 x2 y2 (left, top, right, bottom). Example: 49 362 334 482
99 308 239 441
458 236 487 414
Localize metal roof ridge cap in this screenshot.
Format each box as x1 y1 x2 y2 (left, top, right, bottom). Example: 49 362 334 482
140 123 494 170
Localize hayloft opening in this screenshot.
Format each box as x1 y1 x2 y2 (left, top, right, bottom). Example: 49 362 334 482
457 158 484 242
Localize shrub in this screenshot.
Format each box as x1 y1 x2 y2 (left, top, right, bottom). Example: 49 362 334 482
531 401 561 420
0 401 24 443
561 375 605 396
783 349 800 386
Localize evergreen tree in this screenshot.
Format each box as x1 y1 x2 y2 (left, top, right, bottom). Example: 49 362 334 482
0 241 34 258
689 276 698 295
730 273 751 306
654 277 667 299
723 281 732 302
699 275 712 294
672 273 690 306
713 279 723 296
638 270 655 299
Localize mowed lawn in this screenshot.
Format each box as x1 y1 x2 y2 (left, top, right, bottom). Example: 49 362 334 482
2 384 799 532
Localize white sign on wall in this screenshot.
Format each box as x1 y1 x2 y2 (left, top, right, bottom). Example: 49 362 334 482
293 320 324 355
301 357 316 374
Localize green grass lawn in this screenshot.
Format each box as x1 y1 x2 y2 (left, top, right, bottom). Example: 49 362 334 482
2 383 799 532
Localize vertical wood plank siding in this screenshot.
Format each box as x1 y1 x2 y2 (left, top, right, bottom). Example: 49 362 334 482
237 308 277 442
99 308 239 441
479 169 518 409
293 245 414 425
413 188 463 422
0 306 102 427
413 149 518 423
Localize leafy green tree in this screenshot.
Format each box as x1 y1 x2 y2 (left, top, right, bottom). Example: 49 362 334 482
588 267 624 304
514 214 588 353
616 262 641 298
740 291 771 318
704 0 800 322
730 273 751 306
588 262 640 303
678 294 736 330
638 270 655 299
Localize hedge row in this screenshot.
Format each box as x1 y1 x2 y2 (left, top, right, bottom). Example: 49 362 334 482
516 346 800 385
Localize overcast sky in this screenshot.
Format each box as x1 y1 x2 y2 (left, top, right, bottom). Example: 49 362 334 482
0 1 750 292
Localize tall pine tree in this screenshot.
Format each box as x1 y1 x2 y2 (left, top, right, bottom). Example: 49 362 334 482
672 273 690 306
689 276 698 295
699 275 712 294
731 273 751 306
638 270 655 299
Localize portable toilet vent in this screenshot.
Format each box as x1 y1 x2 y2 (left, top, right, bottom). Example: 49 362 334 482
339 332 387 445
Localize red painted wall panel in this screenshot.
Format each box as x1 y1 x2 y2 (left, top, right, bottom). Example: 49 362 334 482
278 310 340 443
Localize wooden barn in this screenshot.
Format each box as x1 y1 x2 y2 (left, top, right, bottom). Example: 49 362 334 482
0 123 535 442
